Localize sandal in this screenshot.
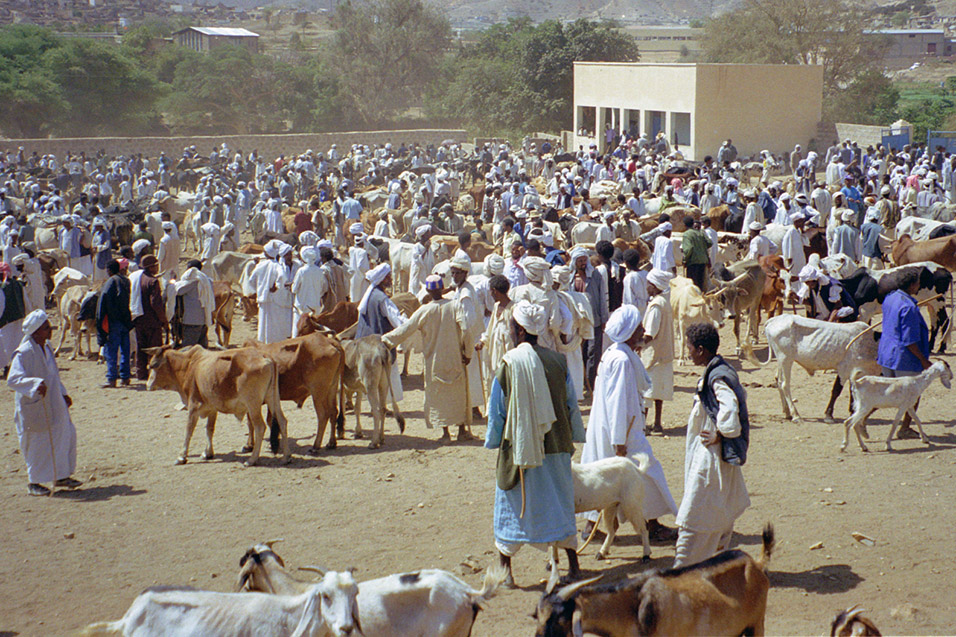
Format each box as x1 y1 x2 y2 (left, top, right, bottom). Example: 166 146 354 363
28 483 50 496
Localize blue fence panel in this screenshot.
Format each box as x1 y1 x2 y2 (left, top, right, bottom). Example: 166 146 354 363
927 130 956 154
881 127 910 151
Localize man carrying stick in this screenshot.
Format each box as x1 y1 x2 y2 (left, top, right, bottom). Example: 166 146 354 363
7 309 82 496
485 300 585 587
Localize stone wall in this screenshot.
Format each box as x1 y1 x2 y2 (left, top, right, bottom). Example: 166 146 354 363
834 123 885 148
0 129 467 160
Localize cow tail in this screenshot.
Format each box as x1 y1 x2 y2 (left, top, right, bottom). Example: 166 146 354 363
336 352 346 438
383 346 405 433
268 361 281 455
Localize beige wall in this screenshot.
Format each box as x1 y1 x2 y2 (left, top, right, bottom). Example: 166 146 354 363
0 129 467 161
572 62 823 161
694 64 823 161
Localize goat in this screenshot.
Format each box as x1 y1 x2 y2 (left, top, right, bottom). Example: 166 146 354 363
236 542 507 637
534 524 775 637
78 570 360 637
572 454 652 562
841 360 952 452
831 605 883 636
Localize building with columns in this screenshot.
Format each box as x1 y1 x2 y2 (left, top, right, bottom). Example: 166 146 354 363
572 62 824 161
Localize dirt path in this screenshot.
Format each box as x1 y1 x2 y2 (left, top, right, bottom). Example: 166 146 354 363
1 314 954 636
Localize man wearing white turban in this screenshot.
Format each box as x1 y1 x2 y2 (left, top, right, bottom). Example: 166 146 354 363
477 273 513 398
407 225 435 302
218 222 238 253
348 227 371 303
450 256 484 417
642 268 675 434
291 246 327 336
383 273 471 442
200 221 221 262
551 264 594 401
580 304 678 541
356 263 407 402
246 242 294 343
472 253 505 320
7 310 81 495
11 253 44 315
831 207 862 263
158 221 181 282
510 256 561 351
485 299 585 587
650 222 676 274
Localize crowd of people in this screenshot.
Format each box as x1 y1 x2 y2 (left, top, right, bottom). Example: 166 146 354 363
0 131 939 582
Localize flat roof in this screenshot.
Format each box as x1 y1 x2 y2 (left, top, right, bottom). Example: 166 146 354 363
175 27 259 37
573 62 822 68
875 28 945 35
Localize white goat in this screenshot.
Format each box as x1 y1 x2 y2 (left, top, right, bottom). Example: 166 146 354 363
842 360 952 452
237 542 507 637
830 604 883 636
572 454 652 562
78 571 360 637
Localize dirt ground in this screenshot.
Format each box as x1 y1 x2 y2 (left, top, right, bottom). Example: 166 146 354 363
1 309 955 636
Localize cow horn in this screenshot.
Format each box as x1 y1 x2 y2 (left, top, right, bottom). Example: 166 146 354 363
299 565 327 575
555 575 603 601
263 538 283 548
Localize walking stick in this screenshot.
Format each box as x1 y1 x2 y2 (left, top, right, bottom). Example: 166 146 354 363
843 293 945 351
578 510 603 554
519 467 527 519
41 393 57 496
475 347 487 406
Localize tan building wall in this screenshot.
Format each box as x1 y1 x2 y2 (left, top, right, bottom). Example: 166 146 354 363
0 129 467 161
572 62 823 161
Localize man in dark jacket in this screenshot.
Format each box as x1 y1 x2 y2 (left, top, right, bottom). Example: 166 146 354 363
97 259 132 388
132 255 167 380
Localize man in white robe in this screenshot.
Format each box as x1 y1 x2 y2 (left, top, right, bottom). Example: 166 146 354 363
650 222 675 274
11 254 44 314
621 249 648 315
450 255 484 418
383 275 470 442
157 221 181 282
675 322 750 567
291 246 327 336
552 265 593 402
509 256 561 351
408 225 434 301
7 310 81 495
580 304 678 539
642 268 675 435
347 222 371 303
247 240 294 343
200 221 221 262
476 273 513 400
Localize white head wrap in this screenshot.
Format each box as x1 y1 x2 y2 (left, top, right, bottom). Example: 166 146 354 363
300 246 317 265
512 300 547 336
522 256 550 285
605 305 643 343
749 221 764 231
349 222 365 235
603 210 616 220
21 309 49 338
485 253 505 276
841 209 855 223
298 230 319 247
366 262 391 286
132 238 151 255
449 254 471 274
865 208 881 223
263 239 282 259
278 242 293 257
646 268 674 291
570 246 589 263
316 239 333 250
415 224 431 238
162 221 175 232
789 211 806 222
658 221 672 233
552 264 573 287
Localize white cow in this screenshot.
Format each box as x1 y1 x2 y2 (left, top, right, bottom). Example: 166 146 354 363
895 216 954 242
79 571 360 637
742 315 881 423
670 276 723 364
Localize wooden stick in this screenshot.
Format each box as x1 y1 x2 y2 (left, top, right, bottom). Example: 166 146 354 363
41 394 57 496
519 467 527 519
844 292 945 351
577 510 603 554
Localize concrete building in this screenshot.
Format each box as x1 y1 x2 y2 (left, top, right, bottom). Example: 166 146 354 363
873 28 954 68
572 62 824 161
173 26 260 54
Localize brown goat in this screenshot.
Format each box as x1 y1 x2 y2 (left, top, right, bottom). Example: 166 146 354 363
534 524 774 637
830 605 882 637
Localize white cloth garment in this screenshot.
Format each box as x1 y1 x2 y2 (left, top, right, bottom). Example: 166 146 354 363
248 259 293 343
500 342 556 469
7 335 77 484
651 235 675 271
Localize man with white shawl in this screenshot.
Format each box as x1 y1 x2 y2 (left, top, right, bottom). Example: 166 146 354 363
449 255 484 418
7 310 81 496
168 259 215 347
509 256 561 351
675 322 750 567
642 268 675 435
245 240 294 343
384 275 470 442
356 263 406 402
650 221 676 274
291 246 327 336
552 264 594 402
484 300 585 587
407 224 435 301
580 305 678 540
477 273 513 400
200 221 221 262
347 222 371 303
157 221 181 282
11 253 43 314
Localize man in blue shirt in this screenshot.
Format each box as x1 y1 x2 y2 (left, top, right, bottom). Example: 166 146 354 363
877 270 931 439
840 176 863 225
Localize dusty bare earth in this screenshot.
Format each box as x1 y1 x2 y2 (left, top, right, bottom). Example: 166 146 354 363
1 308 955 636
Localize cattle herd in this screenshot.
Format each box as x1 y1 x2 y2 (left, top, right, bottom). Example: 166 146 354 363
4 137 955 636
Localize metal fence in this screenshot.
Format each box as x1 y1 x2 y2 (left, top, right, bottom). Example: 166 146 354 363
926 130 956 153
881 126 911 151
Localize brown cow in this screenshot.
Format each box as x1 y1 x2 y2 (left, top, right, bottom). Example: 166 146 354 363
212 281 236 347
244 333 346 454
145 345 288 466
757 255 786 321
892 234 956 270
611 238 652 265
238 243 264 255
466 241 497 261
706 205 731 231
296 301 358 337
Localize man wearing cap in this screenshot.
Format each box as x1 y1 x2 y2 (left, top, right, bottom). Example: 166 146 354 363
746 222 775 261
318 245 348 313
875 184 898 231
356 263 407 403
130 255 166 380
485 300 585 587
650 221 675 274
291 247 327 336
510 256 561 351
58 216 87 275
97 259 132 388
384 275 471 442
570 246 607 393
860 207 884 270
580 304 678 540
450 255 484 421
596 210 616 244
348 223 371 303
642 268 675 434
7 310 81 495
832 209 862 263
781 212 808 276
247 241 294 343
408 224 435 302
158 221 181 282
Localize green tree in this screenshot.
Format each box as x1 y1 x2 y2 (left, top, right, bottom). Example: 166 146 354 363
329 0 452 125
0 25 65 137
825 70 899 125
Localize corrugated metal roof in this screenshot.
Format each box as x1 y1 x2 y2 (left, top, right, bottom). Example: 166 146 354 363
178 27 259 37
876 28 945 35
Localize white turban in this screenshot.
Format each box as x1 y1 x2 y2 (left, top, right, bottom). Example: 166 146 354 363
552 264 573 287
603 210 616 220
449 254 471 273
11 253 28 267
366 262 391 286
570 246 589 263
21 309 49 337
278 242 293 257
749 221 764 231
316 239 333 250
658 221 672 233
865 208 881 223
540 231 554 247
512 300 547 336
298 230 319 247
264 239 283 258
415 224 431 238
798 264 826 284
300 246 317 265
605 305 643 343
349 222 365 235
132 238 151 255
646 268 674 291
789 211 806 222
162 221 175 232
485 253 505 276
522 256 550 285
841 209 855 223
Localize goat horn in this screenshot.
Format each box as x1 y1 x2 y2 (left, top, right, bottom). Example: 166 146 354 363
555 574 604 601
263 538 284 548
298 565 327 575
